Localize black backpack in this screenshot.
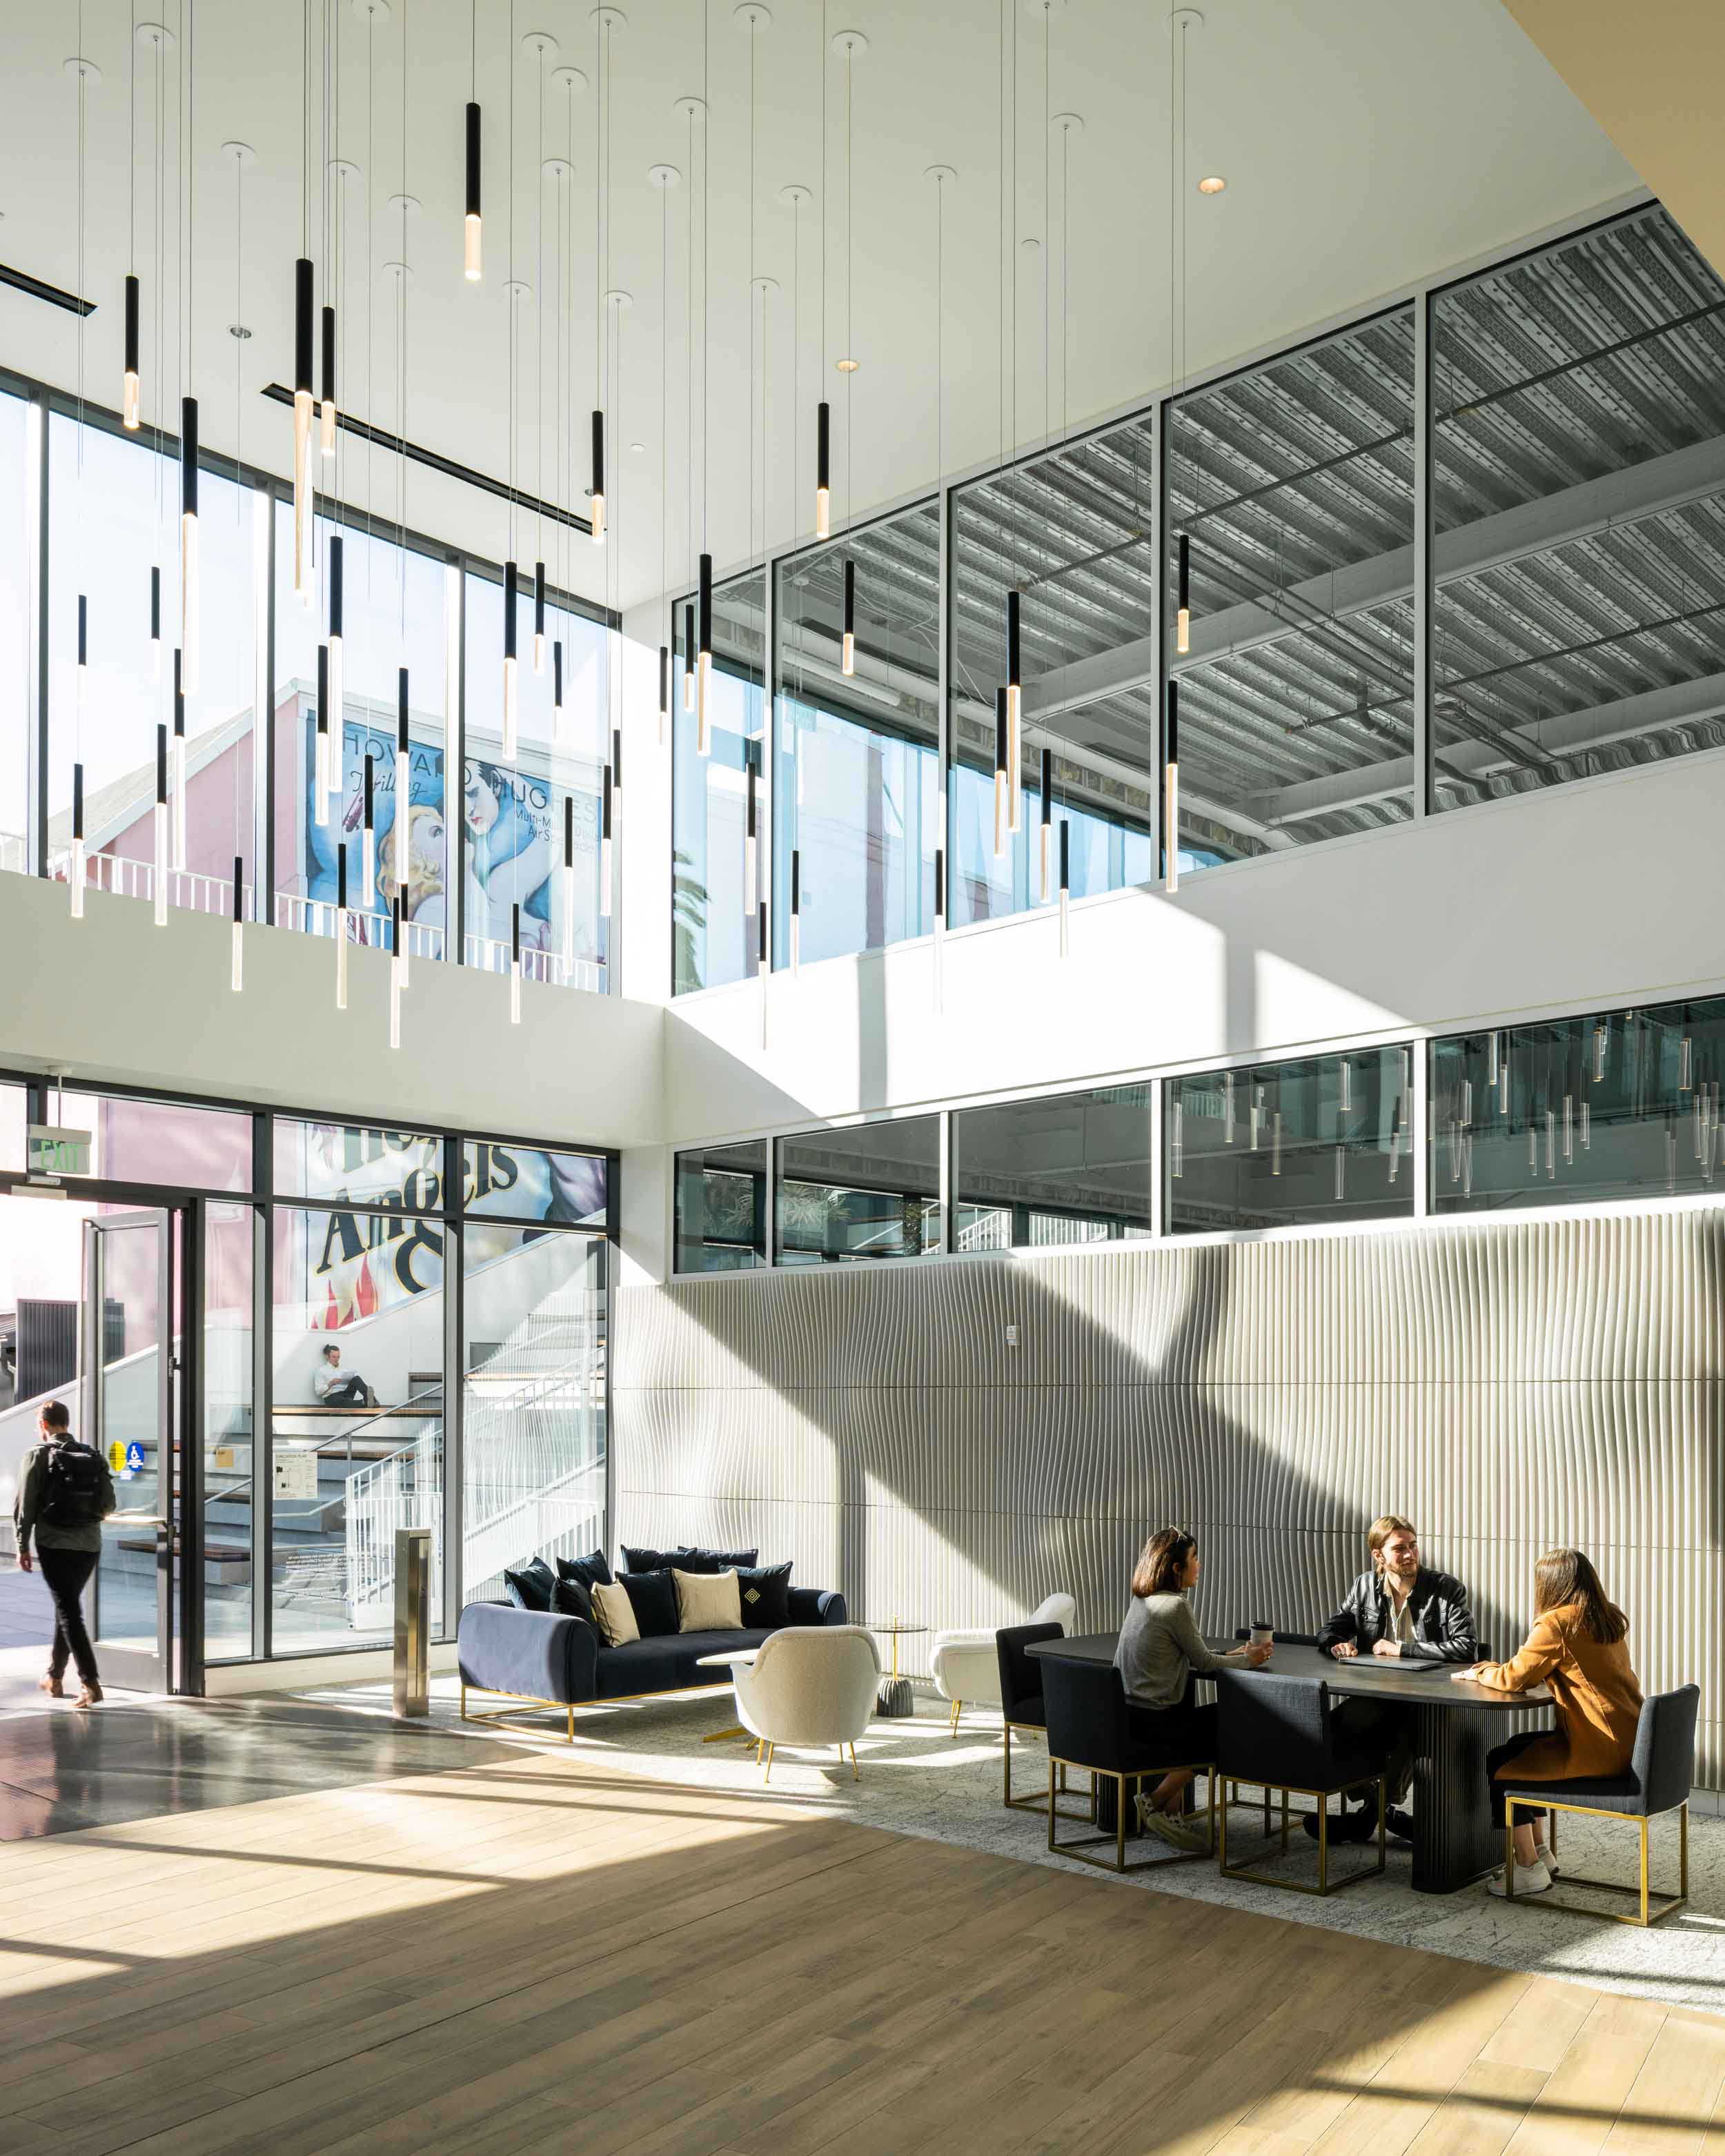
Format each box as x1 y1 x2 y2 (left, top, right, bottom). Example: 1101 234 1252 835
39 1438 109 1527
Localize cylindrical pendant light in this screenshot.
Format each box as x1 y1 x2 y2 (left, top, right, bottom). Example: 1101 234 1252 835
590 408 606 543
172 646 187 871
153 724 169 926
552 637 564 740
1058 821 1071 957
1039 745 1052 904
510 901 522 1024
1165 678 1181 893
123 275 141 429
815 399 831 538
328 533 344 760
464 100 482 279
149 564 161 680
389 893 404 1049
335 844 349 1011
696 551 713 754
789 846 801 973
562 795 575 976
293 257 314 603
180 395 199 693
502 561 519 762
682 601 696 712
362 751 376 911
77 594 88 707
1176 531 1190 655
992 686 1009 858
70 762 85 920
600 764 613 920
533 560 546 674
395 668 411 987
1005 588 1021 831
841 557 856 675
231 854 244 992
658 642 668 743
320 303 337 457
744 751 758 917
314 642 331 827
757 896 768 978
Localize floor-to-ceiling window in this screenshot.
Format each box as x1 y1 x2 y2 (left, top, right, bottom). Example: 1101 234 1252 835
0 388 32 878
464 570 611 992
775 500 940 967
1432 208 1725 809
672 568 766 993
48 413 261 918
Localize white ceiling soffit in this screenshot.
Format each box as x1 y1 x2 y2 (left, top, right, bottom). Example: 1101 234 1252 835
0 0 1632 615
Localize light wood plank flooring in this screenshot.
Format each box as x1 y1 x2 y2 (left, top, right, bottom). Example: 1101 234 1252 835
1 1746 1722 2156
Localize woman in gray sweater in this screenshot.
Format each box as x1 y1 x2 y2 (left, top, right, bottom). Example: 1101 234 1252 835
1115 1526 1271 1852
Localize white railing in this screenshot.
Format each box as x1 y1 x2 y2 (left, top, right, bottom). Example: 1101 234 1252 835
464 929 605 996
344 1426 444 1618
47 849 248 920
273 889 445 961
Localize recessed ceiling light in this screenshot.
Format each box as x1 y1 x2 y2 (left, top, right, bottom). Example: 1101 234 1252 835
1197 174 1226 195
836 356 859 373
629 440 645 454
228 324 253 339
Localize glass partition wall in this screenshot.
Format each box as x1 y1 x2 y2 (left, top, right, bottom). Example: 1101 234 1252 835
672 568 767 994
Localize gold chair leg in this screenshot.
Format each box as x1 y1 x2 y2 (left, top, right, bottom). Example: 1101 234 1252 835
1682 1803 1690 1901
1506 1801 1518 1899
1003 1724 1012 1807
1639 1818 1649 1928
763 1741 773 1781
1116 1773 1127 1871
1047 1759 1056 1851
1318 1797 1328 1896
851 1741 858 1779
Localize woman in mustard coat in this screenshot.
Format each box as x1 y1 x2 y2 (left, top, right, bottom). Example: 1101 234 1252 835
1454 1548 1643 1897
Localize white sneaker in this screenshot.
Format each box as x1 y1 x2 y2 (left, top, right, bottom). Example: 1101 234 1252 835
1489 1846 1560 1884
1488 1861 1551 1898
1135 1797 1210 1855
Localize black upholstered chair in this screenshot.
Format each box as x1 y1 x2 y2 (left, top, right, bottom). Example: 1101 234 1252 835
1214 1668 1386 1895
996 1621 1066 1811
1502 1683 1699 1928
1228 1630 1320 1828
1041 1655 1215 1872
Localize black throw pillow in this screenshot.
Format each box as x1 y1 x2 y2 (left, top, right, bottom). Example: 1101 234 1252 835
556 1549 614 1593
676 1544 760 1576
619 1568 680 1639
733 1561 793 1629
620 1544 677 1574
550 1575 595 1625
504 1556 557 1612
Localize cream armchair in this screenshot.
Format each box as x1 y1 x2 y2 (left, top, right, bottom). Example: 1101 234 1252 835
727 1625 883 1781
929 1592 1077 1733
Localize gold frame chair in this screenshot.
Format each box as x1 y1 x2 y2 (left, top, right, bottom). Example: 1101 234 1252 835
1005 1719 1090 1819
1506 1795 1690 1928
1219 1775 1386 1897
1046 1754 1216 1872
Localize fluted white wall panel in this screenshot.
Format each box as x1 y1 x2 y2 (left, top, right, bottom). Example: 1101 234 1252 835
614 1207 1725 1786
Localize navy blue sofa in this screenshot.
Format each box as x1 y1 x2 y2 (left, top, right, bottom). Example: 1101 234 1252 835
457 1585 849 1737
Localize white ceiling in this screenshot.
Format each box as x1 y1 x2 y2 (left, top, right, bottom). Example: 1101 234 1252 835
0 0 1633 616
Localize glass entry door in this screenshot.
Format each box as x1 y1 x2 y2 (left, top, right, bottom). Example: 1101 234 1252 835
81 1209 179 1692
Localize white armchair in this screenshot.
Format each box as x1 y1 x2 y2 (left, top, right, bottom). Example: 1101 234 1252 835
929 1592 1077 1734
729 1625 883 1781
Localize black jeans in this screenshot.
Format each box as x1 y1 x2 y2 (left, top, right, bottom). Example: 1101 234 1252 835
1487 1730 1551 1828
325 1375 372 1405
37 1547 100 1685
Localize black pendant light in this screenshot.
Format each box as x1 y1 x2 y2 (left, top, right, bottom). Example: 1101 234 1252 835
328 532 344 746
1005 586 1021 831
1165 678 1181 891
553 637 565 739
600 760 614 920
70 759 85 920
390 894 404 1049
590 407 606 543
362 751 376 910
533 560 546 675
744 747 758 916
993 686 1009 858
153 722 169 927
231 853 244 993
841 555 856 675
149 565 161 680
682 600 696 712
562 795 575 978
315 641 331 829
172 642 187 871
510 902 522 1024
320 301 336 457
789 846 802 973
394 668 411 965
335 844 349 1011
1039 745 1053 903
1058 819 1070 957
180 394 199 693
293 255 313 602
1176 530 1190 654
124 275 141 429
76 593 88 709
658 640 669 743
464 96 482 279
502 560 519 761
696 550 713 754
816 399 831 538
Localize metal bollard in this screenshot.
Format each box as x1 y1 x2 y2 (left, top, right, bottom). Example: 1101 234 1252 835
393 1527 431 1718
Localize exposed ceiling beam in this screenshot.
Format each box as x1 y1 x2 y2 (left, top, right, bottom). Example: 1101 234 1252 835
1022 432 1725 722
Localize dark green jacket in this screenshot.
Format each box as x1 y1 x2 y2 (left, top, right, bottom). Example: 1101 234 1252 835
13 1436 117 1556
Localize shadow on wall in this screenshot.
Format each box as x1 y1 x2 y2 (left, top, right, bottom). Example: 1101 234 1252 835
613 1207 1725 1788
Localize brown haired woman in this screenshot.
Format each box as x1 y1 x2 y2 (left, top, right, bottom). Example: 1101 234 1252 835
1114 1527 1272 1855
1453 1547 1643 1899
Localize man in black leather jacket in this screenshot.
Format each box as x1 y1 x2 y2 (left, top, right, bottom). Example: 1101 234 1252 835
1308 1515 1479 1843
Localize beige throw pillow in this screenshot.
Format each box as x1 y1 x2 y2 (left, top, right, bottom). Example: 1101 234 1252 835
590 1579 640 1646
673 1566 744 1633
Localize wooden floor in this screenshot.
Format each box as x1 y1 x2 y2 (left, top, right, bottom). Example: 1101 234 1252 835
3 1746 1724 2156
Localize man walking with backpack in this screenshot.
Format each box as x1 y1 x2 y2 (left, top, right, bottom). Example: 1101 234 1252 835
13 1399 116 1709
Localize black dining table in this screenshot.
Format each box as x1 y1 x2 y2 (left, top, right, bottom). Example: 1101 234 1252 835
1025 1633 1552 1894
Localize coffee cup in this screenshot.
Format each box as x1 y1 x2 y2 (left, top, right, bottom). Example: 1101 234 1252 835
1249 1623 1273 1650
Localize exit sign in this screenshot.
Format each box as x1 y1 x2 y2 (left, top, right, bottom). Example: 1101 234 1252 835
27 1124 92 1176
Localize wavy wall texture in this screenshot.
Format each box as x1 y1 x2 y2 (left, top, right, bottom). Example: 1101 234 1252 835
613 1207 1725 1787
